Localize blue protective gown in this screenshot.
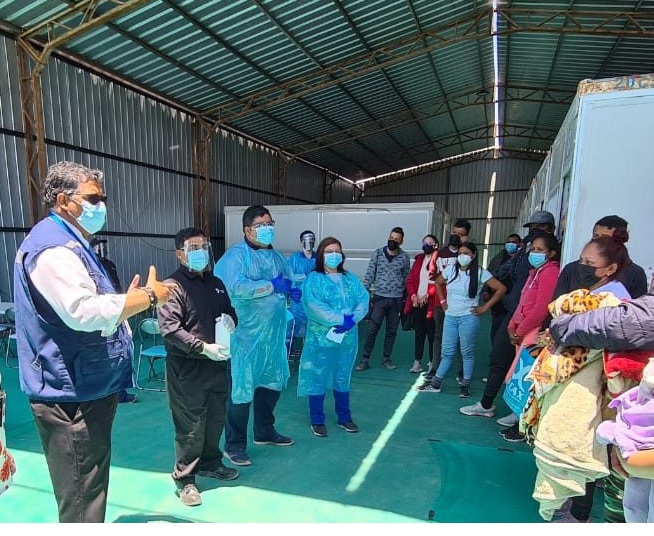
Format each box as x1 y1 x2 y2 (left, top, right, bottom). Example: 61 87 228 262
297 271 369 396
287 250 316 338
214 239 292 404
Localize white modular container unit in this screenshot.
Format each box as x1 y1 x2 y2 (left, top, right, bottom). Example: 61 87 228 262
517 73 654 276
223 202 449 281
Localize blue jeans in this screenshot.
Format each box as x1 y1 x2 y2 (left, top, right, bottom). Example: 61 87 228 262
434 313 480 385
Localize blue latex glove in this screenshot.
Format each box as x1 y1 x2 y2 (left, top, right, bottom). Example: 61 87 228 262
271 274 292 295
334 314 356 334
289 287 302 302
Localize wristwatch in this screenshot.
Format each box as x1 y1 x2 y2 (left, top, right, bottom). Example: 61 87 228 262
141 286 158 308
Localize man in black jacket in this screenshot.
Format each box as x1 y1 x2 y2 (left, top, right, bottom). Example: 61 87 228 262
157 227 239 507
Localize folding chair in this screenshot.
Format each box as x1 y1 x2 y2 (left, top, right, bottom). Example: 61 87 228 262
285 309 303 371
1 308 17 368
135 316 167 392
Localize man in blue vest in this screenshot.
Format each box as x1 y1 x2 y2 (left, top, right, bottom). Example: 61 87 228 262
13 161 176 522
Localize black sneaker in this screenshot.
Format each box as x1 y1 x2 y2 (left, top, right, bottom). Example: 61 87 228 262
253 432 294 446
197 464 239 481
339 421 359 433
500 425 525 443
416 378 442 392
423 369 435 381
459 385 470 398
224 450 252 466
118 390 137 403
311 424 328 437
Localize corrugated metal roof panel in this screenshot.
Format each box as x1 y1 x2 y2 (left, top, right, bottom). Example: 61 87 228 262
0 0 651 181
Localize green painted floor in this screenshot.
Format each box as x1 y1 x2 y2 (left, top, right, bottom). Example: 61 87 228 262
0 320 604 523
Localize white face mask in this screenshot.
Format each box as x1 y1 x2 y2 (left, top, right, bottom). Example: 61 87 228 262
457 254 472 268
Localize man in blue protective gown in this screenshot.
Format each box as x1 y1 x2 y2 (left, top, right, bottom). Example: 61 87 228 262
214 205 302 466
287 229 317 339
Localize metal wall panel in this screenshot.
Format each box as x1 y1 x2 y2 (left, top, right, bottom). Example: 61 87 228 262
0 36 21 131
358 157 542 262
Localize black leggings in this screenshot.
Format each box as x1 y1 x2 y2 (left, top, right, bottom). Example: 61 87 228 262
412 306 435 362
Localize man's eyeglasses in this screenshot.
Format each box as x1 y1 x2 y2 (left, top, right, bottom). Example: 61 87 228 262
250 220 275 229
74 194 107 206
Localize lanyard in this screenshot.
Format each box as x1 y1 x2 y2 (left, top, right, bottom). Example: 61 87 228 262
49 213 109 278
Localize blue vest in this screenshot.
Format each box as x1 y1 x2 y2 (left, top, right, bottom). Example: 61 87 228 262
13 216 133 402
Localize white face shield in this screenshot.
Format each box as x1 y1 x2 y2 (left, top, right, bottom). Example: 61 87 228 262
183 239 215 272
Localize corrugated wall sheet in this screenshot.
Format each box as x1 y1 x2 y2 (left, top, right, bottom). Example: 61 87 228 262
0 29 547 297
360 157 542 264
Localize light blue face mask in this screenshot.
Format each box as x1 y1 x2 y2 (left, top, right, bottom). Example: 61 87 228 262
255 225 275 246
187 249 210 272
74 200 107 235
324 252 343 269
528 251 548 269
505 242 519 254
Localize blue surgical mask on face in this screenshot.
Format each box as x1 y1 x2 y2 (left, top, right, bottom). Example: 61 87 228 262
528 251 548 269
324 252 343 269
74 200 107 235
187 249 210 272
505 242 519 254
255 225 275 246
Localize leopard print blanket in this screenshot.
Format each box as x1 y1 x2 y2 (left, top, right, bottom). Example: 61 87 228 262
521 289 622 443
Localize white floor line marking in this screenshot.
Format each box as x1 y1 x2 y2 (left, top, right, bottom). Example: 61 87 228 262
346 372 427 492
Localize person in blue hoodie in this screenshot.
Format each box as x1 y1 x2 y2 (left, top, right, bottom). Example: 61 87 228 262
287 229 317 339
13 161 176 522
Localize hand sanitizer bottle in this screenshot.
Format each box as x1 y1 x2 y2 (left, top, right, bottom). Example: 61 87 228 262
215 316 231 358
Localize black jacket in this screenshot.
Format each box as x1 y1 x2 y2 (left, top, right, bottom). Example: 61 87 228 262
158 265 237 362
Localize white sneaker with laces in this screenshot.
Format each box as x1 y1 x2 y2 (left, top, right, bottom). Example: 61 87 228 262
459 401 495 417
496 413 519 427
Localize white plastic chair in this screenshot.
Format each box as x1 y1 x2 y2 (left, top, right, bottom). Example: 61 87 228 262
135 317 167 392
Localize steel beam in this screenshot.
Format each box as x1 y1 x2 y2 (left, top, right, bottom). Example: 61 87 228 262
277 152 295 204
363 147 546 189
286 84 573 155
192 116 213 237
16 0 151 225
202 8 653 124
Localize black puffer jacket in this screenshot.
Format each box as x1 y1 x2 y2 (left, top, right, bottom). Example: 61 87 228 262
549 292 654 351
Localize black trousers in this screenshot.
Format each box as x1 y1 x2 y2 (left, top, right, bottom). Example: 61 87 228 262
481 314 516 409
412 306 435 362
490 310 508 344
30 393 119 523
225 385 281 453
362 295 403 361
166 355 229 486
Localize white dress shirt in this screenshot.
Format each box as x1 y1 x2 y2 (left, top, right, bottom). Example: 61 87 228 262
28 217 126 336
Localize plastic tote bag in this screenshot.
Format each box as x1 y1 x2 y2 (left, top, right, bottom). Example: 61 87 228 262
502 345 538 417
0 371 16 496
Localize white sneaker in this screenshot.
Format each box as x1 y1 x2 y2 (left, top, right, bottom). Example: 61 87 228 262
459 401 495 417
496 413 519 427
409 360 423 373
